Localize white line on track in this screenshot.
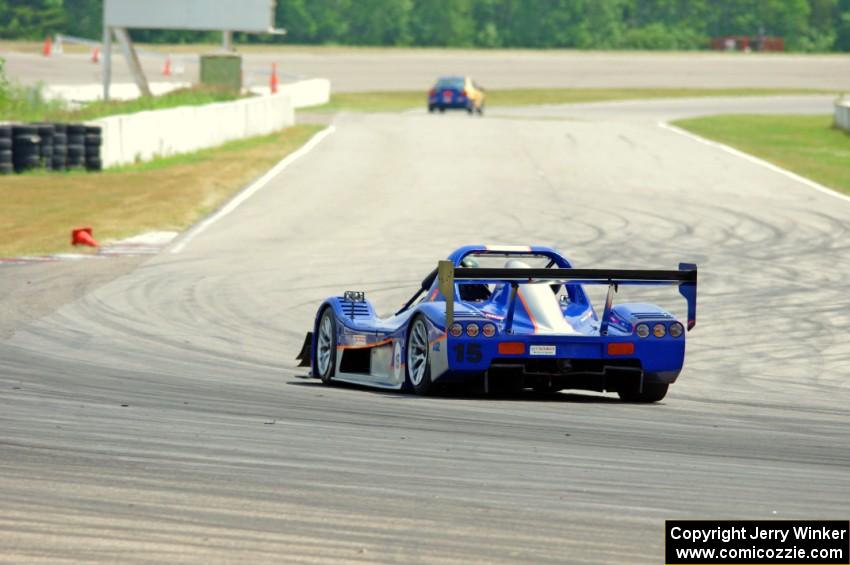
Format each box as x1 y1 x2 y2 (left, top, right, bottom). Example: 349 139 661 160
657 121 850 205
169 125 337 254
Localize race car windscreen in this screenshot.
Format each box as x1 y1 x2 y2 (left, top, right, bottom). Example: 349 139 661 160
435 77 465 90
459 253 563 301
461 252 552 269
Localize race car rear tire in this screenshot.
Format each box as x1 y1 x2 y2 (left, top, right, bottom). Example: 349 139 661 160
428 105 435 113
618 382 668 403
316 308 337 384
406 315 434 395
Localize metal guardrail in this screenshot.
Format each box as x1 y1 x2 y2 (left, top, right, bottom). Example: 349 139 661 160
835 96 850 132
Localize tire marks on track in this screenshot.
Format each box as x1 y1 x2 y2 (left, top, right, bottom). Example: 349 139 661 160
2 106 849 563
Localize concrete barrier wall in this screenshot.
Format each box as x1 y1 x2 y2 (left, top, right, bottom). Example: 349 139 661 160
46 82 191 104
95 92 294 168
280 78 331 108
252 78 331 107
835 99 850 132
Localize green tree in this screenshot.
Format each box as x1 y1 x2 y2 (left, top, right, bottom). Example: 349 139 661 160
801 0 839 50
346 0 412 45
64 0 101 39
706 0 810 39
495 0 585 47
410 0 475 46
308 0 351 44
578 0 628 48
0 0 842 52
836 0 850 50
761 0 812 49
0 0 64 39
470 0 502 47
276 0 317 43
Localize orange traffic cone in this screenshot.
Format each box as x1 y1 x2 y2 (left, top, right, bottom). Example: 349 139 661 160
162 56 172 76
71 227 99 248
91 46 100 63
42 36 52 57
270 63 279 94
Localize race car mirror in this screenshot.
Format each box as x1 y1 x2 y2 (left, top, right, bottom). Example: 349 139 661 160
343 290 365 302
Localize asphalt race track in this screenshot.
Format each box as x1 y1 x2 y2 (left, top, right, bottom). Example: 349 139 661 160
4 48 850 91
2 96 850 563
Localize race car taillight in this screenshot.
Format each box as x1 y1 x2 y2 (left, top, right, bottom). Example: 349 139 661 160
653 323 666 338
449 323 463 337
498 342 525 355
482 323 496 337
669 322 684 337
607 343 634 356
466 323 479 337
635 323 650 338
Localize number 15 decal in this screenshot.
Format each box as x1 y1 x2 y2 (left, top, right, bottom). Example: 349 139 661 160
453 343 482 363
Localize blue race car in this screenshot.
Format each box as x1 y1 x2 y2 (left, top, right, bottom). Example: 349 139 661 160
297 245 697 402
427 76 485 114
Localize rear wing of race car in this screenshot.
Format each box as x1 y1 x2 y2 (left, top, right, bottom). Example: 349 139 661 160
437 260 698 334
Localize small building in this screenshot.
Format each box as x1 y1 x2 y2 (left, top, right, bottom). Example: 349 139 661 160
710 36 784 52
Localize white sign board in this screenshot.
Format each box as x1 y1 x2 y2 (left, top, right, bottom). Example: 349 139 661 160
104 0 275 32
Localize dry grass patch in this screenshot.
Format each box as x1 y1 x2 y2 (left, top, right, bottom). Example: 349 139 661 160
1 124 323 257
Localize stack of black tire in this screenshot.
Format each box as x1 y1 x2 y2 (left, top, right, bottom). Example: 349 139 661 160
84 125 102 171
66 123 86 170
0 126 11 175
52 123 67 171
0 122 102 174
11 125 41 173
36 124 54 169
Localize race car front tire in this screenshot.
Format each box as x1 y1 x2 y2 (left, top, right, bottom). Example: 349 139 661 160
406 315 434 395
618 381 668 403
316 308 337 384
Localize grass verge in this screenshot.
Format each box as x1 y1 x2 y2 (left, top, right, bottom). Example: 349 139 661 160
0 85 243 123
316 87 829 113
673 114 850 196
1 124 323 257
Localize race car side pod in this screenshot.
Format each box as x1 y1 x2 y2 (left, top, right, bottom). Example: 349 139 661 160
437 260 698 331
